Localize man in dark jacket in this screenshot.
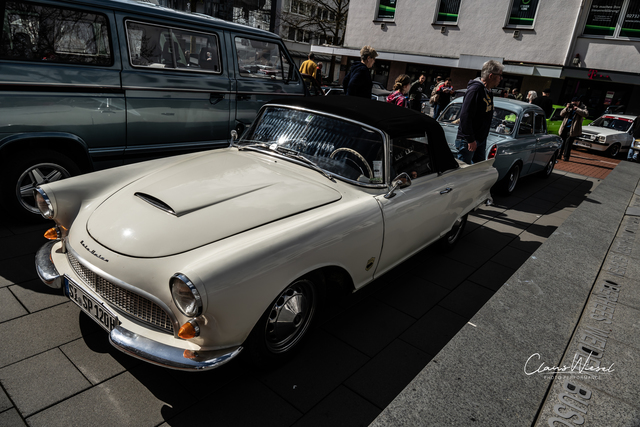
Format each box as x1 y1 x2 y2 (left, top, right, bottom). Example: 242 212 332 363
559 97 589 161
455 60 504 164
532 88 553 118
343 45 378 98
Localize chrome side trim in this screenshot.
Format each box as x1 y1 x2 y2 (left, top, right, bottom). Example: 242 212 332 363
35 240 62 289
110 326 242 371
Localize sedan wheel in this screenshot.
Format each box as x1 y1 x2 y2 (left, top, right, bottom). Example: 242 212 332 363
439 214 468 251
539 153 556 179
500 163 521 195
244 275 321 368
608 143 621 158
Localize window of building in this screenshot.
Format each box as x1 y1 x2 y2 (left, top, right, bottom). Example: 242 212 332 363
0 1 112 65
506 0 539 28
435 0 462 24
376 0 396 21
287 27 295 41
583 0 640 38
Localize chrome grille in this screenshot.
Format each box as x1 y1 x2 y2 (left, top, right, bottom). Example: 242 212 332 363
67 252 174 334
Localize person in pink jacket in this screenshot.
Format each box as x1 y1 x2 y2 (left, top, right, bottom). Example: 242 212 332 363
386 74 411 107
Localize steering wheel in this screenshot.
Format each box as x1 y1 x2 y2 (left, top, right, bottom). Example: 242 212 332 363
329 148 374 178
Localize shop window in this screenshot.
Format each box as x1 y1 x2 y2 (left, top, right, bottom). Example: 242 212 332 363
506 0 539 28
435 0 462 25
376 0 396 21
584 0 640 38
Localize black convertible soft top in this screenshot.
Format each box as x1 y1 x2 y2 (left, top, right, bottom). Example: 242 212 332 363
266 96 459 174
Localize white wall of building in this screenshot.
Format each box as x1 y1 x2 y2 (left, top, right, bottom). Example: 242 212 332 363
344 0 582 67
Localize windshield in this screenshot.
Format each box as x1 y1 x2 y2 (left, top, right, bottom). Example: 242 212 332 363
438 104 518 135
590 116 633 132
238 107 386 184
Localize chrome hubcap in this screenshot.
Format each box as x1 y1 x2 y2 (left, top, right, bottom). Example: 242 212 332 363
16 163 71 213
508 166 519 192
448 217 464 243
265 280 315 353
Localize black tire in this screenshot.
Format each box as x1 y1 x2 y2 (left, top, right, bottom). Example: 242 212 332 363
539 153 556 179
608 143 621 158
1 150 81 220
439 214 467 252
498 163 521 195
243 273 323 368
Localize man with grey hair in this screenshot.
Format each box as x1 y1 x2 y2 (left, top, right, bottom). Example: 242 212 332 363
455 59 504 164
343 45 378 98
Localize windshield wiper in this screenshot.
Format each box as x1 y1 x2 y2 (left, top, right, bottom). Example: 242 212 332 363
236 141 271 151
270 144 335 182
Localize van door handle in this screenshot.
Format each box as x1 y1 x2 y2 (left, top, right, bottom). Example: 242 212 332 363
440 187 452 194
210 93 225 105
237 94 251 101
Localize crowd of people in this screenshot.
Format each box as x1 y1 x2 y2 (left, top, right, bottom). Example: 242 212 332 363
304 45 637 166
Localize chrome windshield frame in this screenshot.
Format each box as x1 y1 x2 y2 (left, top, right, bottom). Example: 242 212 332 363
237 103 390 189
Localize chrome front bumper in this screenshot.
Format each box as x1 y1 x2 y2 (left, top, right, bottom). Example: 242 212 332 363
36 241 242 371
110 327 242 371
36 240 63 289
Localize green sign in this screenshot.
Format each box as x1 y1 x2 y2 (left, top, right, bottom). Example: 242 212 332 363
377 0 396 20
584 0 623 36
437 0 461 23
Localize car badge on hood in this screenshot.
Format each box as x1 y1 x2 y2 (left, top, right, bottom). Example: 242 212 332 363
80 240 109 262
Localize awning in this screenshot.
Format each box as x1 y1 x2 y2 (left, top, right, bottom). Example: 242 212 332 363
289 50 336 62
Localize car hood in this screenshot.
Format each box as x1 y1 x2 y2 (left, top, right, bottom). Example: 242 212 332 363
582 127 628 136
87 150 342 257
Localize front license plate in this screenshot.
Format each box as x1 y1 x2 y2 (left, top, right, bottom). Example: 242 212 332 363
576 140 592 148
66 278 120 332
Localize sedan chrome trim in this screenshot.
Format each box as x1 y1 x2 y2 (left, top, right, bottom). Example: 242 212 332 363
135 192 176 215
35 240 62 289
110 326 242 371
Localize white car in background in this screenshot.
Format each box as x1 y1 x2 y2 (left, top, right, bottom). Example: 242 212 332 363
575 114 637 157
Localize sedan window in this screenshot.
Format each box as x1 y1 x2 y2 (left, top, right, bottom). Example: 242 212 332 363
518 112 534 136
534 114 545 134
391 136 432 180
590 116 634 132
239 107 385 185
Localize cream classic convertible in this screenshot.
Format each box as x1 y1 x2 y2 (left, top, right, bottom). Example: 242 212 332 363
35 96 497 371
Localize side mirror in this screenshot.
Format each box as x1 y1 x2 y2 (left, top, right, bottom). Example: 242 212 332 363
384 172 412 199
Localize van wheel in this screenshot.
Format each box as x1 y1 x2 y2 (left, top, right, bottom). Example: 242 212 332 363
243 273 324 369
2 150 80 220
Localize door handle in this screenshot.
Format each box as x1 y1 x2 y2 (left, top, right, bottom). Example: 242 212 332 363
237 94 251 101
210 93 225 105
440 187 452 194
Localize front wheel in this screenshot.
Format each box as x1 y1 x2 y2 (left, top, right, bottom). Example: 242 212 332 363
439 214 467 251
1 150 81 220
607 143 621 158
243 274 323 368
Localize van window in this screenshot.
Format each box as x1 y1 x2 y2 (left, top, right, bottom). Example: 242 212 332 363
0 1 112 65
126 21 220 72
235 37 294 81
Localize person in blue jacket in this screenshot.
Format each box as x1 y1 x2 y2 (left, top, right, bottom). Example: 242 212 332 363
455 60 504 164
343 46 378 98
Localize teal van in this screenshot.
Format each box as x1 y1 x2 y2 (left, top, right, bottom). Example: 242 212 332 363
0 0 305 219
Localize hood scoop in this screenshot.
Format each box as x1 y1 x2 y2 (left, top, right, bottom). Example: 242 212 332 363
135 193 176 216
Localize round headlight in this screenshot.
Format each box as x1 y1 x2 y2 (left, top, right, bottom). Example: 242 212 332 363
170 273 202 317
34 187 54 219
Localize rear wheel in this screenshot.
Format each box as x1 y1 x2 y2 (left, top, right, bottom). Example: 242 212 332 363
608 143 621 158
1 150 81 220
243 274 323 368
539 153 556 179
439 214 467 251
498 163 521 195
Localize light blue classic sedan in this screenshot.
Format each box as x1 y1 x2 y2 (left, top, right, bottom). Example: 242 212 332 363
438 98 563 195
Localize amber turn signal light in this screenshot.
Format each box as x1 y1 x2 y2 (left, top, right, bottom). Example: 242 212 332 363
44 227 59 240
178 320 200 339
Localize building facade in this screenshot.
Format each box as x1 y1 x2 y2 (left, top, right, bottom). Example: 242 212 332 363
313 0 640 117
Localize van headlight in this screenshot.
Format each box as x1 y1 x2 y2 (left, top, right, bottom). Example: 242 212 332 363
34 187 54 219
170 273 202 317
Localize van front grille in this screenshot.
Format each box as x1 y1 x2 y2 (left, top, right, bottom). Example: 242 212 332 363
67 252 174 334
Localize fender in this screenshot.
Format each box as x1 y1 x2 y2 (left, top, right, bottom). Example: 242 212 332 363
0 131 95 170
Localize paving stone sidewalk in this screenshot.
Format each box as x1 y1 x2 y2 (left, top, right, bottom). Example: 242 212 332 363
371 161 640 426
